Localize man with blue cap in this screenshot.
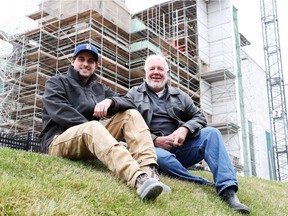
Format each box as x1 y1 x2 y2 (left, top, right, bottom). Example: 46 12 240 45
40 43 170 201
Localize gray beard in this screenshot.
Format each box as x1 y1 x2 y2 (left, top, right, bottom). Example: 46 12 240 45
146 76 168 90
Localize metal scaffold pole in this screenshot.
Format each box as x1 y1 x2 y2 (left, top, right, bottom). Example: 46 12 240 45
260 0 288 181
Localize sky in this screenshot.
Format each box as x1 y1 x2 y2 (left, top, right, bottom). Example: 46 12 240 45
235 0 288 85
0 0 287 85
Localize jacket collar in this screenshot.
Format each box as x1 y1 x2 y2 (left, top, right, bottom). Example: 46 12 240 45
138 82 180 95
67 65 98 84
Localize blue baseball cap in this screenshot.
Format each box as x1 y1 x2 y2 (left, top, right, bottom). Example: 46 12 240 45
72 43 99 62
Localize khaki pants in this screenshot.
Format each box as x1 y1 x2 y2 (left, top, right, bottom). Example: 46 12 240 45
48 109 157 187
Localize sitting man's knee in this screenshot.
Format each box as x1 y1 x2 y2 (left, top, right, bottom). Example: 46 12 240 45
85 120 102 127
122 109 145 122
82 120 105 131
124 109 141 117
203 127 221 135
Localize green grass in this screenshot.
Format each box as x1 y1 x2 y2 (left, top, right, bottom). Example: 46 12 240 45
0 148 287 216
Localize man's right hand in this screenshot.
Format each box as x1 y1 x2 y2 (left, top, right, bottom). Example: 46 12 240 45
154 135 175 150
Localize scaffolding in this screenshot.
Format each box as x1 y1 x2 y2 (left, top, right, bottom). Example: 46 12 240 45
0 0 199 133
260 0 288 181
0 0 133 137
0 0 255 174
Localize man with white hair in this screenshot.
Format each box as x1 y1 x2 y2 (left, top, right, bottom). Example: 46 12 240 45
127 54 250 214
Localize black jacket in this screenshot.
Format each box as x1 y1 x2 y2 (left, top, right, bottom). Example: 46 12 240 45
40 65 135 153
126 82 207 141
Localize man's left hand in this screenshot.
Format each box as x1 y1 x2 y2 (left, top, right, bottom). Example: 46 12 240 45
93 99 113 118
170 127 189 147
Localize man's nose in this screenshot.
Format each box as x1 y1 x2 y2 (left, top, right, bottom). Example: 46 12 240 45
154 68 160 73
83 60 89 66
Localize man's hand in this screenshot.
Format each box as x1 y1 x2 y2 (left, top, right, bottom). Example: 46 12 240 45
170 127 189 147
154 136 175 150
93 99 113 118
154 127 189 150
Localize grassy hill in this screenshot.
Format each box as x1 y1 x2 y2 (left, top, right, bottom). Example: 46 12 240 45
0 148 287 215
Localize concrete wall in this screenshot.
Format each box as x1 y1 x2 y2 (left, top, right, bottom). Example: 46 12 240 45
206 0 234 72
241 50 271 179
198 0 271 179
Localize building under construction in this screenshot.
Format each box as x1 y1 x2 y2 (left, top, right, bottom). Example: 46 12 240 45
0 0 287 181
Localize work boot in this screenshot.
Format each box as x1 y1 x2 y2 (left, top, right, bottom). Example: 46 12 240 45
135 173 163 200
142 165 172 192
220 188 250 214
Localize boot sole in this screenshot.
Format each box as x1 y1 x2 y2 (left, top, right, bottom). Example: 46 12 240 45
140 182 163 200
235 207 250 214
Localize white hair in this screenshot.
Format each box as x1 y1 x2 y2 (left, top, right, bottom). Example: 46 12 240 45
144 54 169 73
